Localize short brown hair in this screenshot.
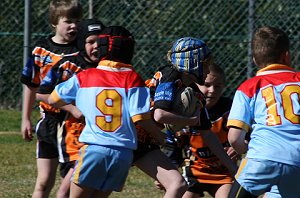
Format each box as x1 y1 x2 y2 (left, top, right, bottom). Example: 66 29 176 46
252 26 289 68
209 63 226 83
49 0 83 26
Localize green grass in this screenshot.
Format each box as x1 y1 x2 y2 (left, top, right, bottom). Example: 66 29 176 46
0 133 166 198
0 133 36 198
0 109 23 131
0 109 40 132
0 110 166 197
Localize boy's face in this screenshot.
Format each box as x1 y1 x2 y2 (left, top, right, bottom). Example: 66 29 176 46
85 35 99 63
197 71 225 109
54 17 79 43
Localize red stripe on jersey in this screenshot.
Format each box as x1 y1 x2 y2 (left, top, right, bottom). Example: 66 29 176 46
239 71 300 98
76 68 145 91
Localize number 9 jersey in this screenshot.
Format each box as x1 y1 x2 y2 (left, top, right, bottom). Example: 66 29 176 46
49 61 152 150
227 64 300 167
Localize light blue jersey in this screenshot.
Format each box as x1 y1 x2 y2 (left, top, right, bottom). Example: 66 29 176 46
228 64 300 197
50 65 151 150
228 64 300 166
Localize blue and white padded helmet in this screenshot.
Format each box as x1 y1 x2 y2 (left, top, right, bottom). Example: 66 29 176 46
168 37 212 84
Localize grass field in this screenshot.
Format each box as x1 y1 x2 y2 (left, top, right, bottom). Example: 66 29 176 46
0 110 183 197
0 132 169 198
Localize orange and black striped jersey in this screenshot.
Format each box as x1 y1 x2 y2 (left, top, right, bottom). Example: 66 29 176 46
21 35 78 87
188 97 231 160
20 35 79 113
43 55 97 163
58 115 85 162
182 97 234 184
37 54 96 94
37 49 97 163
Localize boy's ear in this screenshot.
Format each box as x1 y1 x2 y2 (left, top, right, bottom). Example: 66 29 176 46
281 51 291 66
252 57 257 65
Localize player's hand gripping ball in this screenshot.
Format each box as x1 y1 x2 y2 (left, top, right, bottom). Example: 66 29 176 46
165 87 201 132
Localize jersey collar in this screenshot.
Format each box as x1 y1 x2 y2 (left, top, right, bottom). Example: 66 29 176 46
97 60 133 69
256 64 294 76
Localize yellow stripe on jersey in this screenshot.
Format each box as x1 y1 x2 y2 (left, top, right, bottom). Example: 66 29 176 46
132 112 151 123
98 60 133 69
227 119 250 132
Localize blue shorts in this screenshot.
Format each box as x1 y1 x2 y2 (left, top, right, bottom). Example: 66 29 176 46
236 158 300 197
71 144 133 192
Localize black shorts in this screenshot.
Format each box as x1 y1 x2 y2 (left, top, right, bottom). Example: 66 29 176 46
132 141 160 163
35 113 63 158
160 142 184 166
187 182 221 197
60 161 76 178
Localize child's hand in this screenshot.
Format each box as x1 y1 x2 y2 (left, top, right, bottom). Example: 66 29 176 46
154 180 165 191
225 146 241 162
21 118 34 141
70 107 83 120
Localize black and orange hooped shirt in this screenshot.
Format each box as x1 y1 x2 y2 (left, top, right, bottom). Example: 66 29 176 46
21 36 78 112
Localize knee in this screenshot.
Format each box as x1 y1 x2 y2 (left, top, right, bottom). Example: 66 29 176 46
35 178 55 192
166 176 188 193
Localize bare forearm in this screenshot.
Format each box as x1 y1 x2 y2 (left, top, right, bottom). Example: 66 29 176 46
47 94 67 109
61 104 83 119
21 85 38 141
228 127 248 154
230 140 248 154
60 104 75 112
137 119 166 145
22 85 37 120
201 130 238 175
154 108 198 126
36 93 49 103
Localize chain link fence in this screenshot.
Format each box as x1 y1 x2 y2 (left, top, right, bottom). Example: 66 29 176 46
0 0 299 110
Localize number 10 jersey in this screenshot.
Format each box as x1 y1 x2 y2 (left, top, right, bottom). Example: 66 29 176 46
227 64 300 167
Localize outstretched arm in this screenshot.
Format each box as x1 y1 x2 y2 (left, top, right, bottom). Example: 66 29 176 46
38 93 82 119
137 119 166 146
60 104 83 120
201 130 238 177
36 93 49 103
154 108 199 127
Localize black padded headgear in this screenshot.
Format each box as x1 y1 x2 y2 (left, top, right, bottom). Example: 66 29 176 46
77 19 105 52
97 26 135 64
